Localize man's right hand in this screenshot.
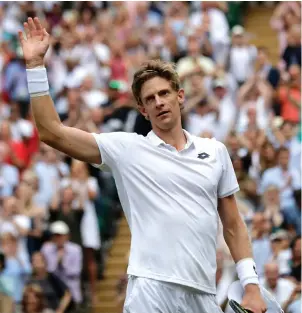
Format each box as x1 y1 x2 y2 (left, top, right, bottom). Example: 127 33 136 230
18 17 50 69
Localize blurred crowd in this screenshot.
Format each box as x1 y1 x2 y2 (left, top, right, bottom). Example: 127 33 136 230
0 1 301 313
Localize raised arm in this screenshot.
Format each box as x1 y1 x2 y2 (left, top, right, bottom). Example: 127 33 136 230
18 17 101 164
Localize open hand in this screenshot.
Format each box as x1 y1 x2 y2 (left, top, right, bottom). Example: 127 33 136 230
18 17 50 68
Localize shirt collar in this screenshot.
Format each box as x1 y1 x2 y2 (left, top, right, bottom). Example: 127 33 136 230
147 129 195 150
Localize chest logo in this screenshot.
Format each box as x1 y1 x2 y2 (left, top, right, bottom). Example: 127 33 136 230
198 152 210 160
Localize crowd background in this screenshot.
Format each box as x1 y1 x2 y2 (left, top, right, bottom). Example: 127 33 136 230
0 1 301 313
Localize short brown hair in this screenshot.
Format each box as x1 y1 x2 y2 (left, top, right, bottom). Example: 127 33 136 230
22 284 46 313
131 60 180 106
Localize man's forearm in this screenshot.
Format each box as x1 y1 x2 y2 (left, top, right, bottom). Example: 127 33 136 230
30 94 62 143
223 217 253 263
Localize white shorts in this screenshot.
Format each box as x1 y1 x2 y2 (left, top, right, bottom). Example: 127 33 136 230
123 276 223 313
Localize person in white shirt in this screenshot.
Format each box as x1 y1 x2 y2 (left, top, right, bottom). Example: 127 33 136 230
260 262 296 309
19 17 267 313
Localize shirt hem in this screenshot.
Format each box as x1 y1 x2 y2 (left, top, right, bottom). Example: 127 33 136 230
218 186 240 198
127 268 216 295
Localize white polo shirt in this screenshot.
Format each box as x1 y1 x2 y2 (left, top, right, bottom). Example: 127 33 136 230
92 130 239 294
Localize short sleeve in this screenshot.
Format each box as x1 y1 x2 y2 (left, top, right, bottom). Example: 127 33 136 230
91 132 137 171
216 142 240 198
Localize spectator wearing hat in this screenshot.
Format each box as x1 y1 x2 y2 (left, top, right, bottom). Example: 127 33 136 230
41 221 83 306
269 230 291 276
227 25 257 87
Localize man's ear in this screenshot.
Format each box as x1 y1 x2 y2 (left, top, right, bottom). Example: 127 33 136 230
178 89 185 110
137 104 148 120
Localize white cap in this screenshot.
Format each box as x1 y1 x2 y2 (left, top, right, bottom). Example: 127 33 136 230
50 221 70 235
18 120 34 138
232 25 245 36
269 230 288 241
213 79 226 89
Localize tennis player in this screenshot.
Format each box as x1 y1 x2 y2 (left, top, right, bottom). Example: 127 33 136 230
19 17 267 313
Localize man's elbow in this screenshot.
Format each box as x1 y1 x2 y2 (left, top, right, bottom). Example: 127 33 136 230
38 123 64 146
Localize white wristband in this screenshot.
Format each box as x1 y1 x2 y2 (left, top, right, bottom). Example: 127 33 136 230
236 258 259 288
26 66 49 97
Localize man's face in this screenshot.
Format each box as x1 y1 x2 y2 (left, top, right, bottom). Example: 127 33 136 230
138 77 184 131
265 266 279 288
278 151 289 168
53 234 68 247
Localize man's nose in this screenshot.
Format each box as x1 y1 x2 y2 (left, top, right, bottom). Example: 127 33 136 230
155 95 164 107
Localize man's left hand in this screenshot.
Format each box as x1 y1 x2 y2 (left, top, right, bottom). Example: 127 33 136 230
241 284 267 313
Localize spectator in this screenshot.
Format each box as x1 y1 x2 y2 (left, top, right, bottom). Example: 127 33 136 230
277 64 300 124
27 252 72 313
0 196 31 263
41 221 83 307
251 213 273 277
0 142 19 198
260 262 296 309
260 147 300 213
269 230 291 276
61 160 100 304
288 236 301 283
227 25 257 86
255 47 280 89
282 24 301 70
236 75 273 134
0 232 31 306
21 284 54 313
0 252 14 313
49 185 84 246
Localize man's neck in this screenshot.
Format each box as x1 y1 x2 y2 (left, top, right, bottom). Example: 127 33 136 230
152 122 187 151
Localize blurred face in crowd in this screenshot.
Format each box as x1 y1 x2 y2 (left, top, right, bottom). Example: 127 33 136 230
0 233 18 257
62 187 75 205
32 252 47 274
213 86 227 100
0 120 12 141
187 36 201 57
81 75 94 91
71 160 89 180
243 179 258 198
252 213 270 237
264 186 280 206
43 146 58 164
232 34 245 46
2 196 18 218
22 285 45 313
53 233 68 248
261 142 276 161
277 149 289 169
91 108 104 126
0 142 8 163
292 237 301 261
281 122 296 139
139 76 185 132
226 134 240 152
264 263 279 289
67 88 82 111
257 49 269 66
15 182 34 204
